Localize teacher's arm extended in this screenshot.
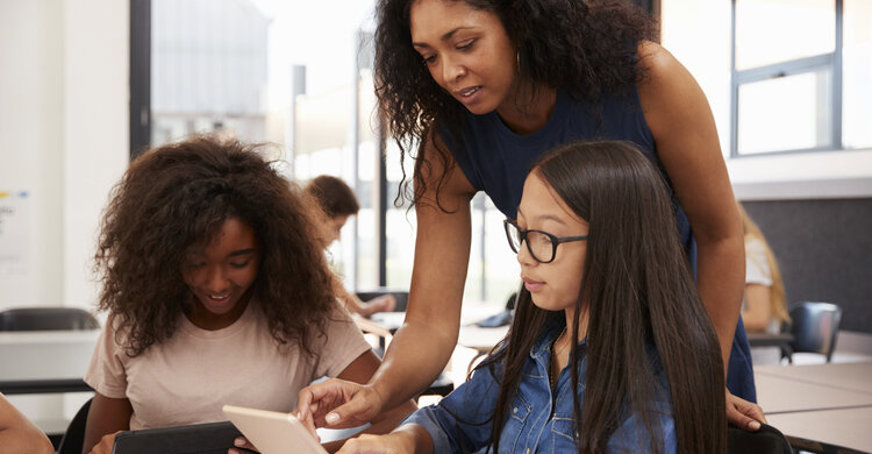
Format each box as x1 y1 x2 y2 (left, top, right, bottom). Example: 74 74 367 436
298 133 477 428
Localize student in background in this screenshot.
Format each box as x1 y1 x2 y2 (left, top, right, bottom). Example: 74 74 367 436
0 393 54 454
82 137 415 454
313 141 729 454
738 203 790 365
305 175 396 317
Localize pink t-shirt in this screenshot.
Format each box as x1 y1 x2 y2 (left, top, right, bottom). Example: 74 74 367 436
84 300 372 430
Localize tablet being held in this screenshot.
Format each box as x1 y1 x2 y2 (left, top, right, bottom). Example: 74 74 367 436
223 405 327 454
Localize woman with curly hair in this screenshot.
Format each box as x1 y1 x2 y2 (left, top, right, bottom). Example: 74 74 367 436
299 0 766 435
82 136 415 454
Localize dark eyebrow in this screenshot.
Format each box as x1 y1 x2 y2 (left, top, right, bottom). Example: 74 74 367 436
228 249 256 258
412 26 476 48
516 207 568 227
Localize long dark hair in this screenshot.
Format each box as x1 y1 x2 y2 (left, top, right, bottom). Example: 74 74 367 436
94 136 335 357
373 0 657 208
480 140 726 453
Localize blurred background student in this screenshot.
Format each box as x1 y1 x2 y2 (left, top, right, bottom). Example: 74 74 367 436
739 203 790 365
305 175 396 317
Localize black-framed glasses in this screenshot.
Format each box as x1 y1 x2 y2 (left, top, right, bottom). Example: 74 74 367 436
503 219 588 264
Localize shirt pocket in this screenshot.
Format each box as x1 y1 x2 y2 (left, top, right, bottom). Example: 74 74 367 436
501 394 532 452
551 413 579 451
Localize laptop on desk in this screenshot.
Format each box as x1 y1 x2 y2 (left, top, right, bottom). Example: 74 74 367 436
111 421 242 454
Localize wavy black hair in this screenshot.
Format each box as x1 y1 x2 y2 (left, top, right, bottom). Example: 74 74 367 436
373 0 657 208
94 135 335 357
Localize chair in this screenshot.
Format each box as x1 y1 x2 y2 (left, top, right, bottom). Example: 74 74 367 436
727 423 792 454
0 307 99 331
782 301 843 364
56 397 92 454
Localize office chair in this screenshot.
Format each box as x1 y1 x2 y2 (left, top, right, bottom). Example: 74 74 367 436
727 423 792 454
56 397 92 454
0 307 99 331
782 301 843 364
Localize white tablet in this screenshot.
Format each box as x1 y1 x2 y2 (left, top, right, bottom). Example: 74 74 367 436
222 404 328 454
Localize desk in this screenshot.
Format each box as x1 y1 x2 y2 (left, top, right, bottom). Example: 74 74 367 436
768 407 872 453
754 373 872 414
747 332 793 349
755 362 872 395
0 330 98 392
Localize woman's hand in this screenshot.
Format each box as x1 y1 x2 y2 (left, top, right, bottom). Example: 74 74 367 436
360 294 397 317
336 432 417 454
726 388 766 431
297 379 387 435
87 431 121 454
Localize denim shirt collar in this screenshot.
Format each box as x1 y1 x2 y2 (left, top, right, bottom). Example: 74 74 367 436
528 315 589 361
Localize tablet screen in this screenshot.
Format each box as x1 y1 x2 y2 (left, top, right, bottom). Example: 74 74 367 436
222 405 328 454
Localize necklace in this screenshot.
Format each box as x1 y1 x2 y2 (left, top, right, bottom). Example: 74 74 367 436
550 326 568 388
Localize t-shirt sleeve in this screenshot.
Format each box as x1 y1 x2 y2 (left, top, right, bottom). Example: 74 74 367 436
313 302 374 378
83 315 129 399
745 238 773 286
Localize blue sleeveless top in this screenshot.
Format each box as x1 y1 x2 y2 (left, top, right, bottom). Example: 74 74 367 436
443 88 757 402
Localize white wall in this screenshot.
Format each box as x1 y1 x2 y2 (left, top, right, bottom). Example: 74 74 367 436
0 0 129 311
661 0 872 201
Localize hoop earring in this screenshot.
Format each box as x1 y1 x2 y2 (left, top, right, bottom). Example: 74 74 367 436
516 51 521 71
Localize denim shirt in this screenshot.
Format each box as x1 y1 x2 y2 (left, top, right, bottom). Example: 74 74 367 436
405 323 677 453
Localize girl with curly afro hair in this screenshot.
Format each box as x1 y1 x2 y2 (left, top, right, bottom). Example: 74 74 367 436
297 0 765 441
82 136 415 454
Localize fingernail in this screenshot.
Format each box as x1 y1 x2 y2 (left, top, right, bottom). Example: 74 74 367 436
234 438 245 446
749 420 761 430
229 449 238 454
326 412 339 424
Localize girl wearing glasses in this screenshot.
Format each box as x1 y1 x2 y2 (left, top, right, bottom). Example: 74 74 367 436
298 0 763 434
335 141 727 453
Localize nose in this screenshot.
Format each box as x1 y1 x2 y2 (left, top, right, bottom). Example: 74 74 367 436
441 55 467 83
204 265 230 293
516 239 536 267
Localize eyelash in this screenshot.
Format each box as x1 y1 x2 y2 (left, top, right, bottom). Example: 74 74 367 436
230 261 250 269
421 39 477 66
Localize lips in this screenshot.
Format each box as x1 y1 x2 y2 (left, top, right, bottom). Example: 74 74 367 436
522 277 544 293
454 85 481 102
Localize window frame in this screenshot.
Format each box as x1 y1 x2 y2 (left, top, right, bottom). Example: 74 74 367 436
730 0 844 158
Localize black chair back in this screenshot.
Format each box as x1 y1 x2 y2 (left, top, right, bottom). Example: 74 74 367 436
728 423 792 454
789 301 843 362
0 307 99 331
56 397 92 454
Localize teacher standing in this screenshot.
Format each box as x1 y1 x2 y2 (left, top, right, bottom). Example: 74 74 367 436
299 0 765 432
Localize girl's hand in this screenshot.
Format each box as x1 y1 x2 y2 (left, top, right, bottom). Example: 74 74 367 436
297 379 386 434
363 295 397 316
336 433 415 454
87 431 121 454
228 436 259 454
726 388 766 431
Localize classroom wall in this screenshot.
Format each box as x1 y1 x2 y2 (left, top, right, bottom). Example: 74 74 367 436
0 0 128 313
743 199 872 334
661 0 872 335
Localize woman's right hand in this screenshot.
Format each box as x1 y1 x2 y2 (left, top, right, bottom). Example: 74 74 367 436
296 378 387 435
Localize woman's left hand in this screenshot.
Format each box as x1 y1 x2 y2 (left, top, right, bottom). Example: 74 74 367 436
336 433 415 454
726 388 766 431
228 436 258 454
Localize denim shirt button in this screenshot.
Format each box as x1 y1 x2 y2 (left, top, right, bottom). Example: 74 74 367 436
513 407 518 414
525 449 530 454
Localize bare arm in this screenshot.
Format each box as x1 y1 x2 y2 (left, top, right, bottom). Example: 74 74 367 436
83 392 132 454
0 393 54 454
638 42 765 430
369 135 476 411
742 284 773 333
638 41 745 374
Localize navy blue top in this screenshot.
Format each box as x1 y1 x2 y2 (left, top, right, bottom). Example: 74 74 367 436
442 88 756 401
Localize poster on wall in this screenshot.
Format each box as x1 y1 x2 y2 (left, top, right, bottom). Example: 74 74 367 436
0 191 29 275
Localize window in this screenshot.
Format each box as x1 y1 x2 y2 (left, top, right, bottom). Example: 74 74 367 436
731 0 872 156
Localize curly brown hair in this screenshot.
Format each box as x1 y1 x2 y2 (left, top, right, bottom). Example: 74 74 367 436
94 136 335 357
373 0 657 208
